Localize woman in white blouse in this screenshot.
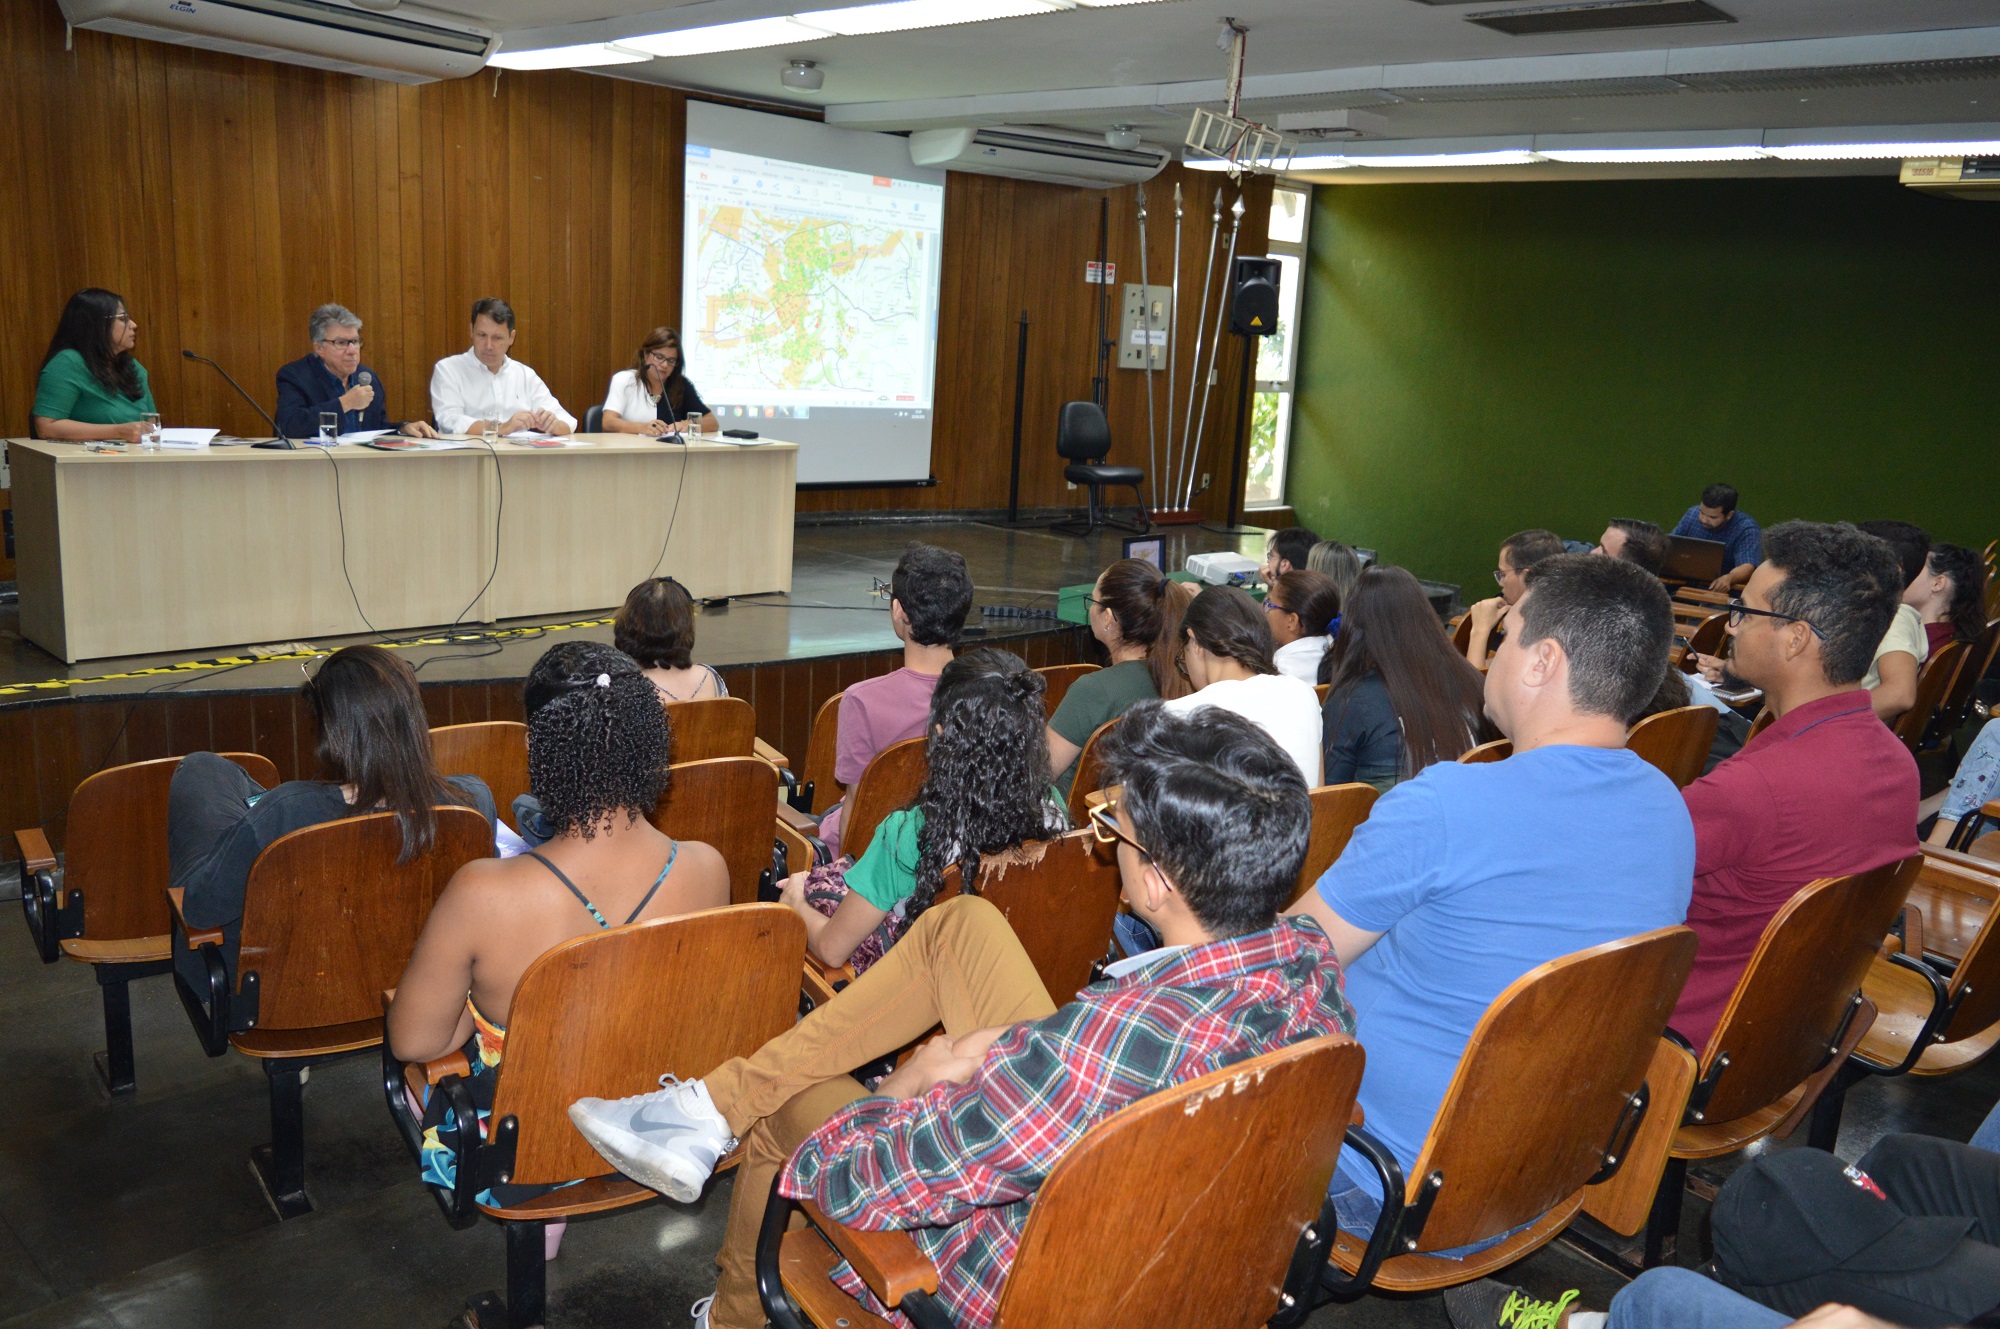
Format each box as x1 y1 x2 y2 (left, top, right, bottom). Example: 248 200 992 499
602 327 721 436
1161 585 1324 786
1265 568 1343 686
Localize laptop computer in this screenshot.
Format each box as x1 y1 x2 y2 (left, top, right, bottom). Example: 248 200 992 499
1663 534 1728 584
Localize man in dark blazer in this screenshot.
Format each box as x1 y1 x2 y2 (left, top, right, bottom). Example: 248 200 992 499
275 303 437 440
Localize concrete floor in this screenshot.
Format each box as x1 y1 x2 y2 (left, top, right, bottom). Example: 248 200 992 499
1 897 1995 1329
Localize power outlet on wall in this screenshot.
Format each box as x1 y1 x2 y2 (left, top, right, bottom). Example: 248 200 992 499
1200 472 1210 490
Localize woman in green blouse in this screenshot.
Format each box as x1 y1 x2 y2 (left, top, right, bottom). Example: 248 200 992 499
33 288 156 442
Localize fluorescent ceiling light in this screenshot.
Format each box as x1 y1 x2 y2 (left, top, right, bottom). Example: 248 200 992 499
488 41 652 70
1286 155 1356 170
627 0 1172 57
1536 146 1767 163
797 0 1058 36
1345 150 1542 168
623 16 834 57
1763 139 2000 160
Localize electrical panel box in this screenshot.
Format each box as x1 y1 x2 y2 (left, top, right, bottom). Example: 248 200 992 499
1118 283 1171 370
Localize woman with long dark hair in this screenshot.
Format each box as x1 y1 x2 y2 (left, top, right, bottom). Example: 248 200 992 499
389 642 728 1223
1907 542 1989 657
601 326 721 436
32 288 157 442
168 645 497 975
781 648 1066 971
1045 558 1196 794
1322 565 1488 789
1266 569 1343 684
1161 585 1323 785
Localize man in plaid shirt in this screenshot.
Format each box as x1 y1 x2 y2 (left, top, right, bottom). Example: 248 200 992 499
569 703 1356 1329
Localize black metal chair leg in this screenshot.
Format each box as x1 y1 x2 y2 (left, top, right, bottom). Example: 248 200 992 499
1641 1155 1687 1268
506 1220 547 1328
251 1059 314 1220
95 971 138 1095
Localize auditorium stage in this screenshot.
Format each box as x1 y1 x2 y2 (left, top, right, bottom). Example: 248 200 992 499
0 518 1283 834
0 517 1271 701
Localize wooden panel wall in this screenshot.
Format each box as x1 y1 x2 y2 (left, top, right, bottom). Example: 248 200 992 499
0 2 1269 517
1 626 1089 847
0 2 683 443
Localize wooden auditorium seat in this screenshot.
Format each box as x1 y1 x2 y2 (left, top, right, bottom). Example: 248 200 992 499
15 752 277 1094
1932 619 1999 742
430 722 529 834
795 690 846 816
1900 845 1999 965
1458 738 1512 764
650 755 783 904
1032 662 1098 719
801 826 1124 1014
1063 717 1122 826
169 806 491 1218
1626 705 1719 789
387 904 807 1329
1681 611 1729 663
1312 926 1697 1303
1450 613 1497 665
1291 783 1380 906
1578 857 1919 1270
762 1034 1363 1329
663 695 759 762
1805 852 2000 1146
1892 640 1967 753
841 736 929 862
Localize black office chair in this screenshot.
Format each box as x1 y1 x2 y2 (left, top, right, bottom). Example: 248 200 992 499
1050 401 1148 536
581 405 604 434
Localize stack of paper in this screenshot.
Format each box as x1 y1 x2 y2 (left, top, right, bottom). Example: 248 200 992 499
158 427 219 449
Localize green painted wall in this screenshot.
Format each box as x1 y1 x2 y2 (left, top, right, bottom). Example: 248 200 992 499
1284 176 2000 597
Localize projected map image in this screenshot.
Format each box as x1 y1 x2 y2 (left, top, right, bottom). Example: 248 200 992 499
685 145 943 410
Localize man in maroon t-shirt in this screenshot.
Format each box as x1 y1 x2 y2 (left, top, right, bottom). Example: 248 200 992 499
1671 521 1919 1049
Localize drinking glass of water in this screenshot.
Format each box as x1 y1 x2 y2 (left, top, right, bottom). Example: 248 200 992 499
318 412 339 446
138 412 162 451
481 421 499 446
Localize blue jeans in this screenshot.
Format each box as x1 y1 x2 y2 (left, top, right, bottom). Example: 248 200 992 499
1325 1163 1537 1261
1609 1268 1787 1329
1973 1097 2000 1153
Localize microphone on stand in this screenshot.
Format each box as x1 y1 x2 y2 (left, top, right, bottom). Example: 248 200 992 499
182 349 293 449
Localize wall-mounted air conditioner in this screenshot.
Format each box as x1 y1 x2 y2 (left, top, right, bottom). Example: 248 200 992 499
909 127 1169 189
59 0 492 84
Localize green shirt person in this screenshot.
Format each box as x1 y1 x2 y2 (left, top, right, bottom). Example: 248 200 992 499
33 288 157 443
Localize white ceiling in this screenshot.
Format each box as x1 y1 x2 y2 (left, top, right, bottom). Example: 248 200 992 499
416 0 2000 180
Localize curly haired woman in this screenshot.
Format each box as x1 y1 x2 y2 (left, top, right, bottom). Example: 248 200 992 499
780 648 1068 972
387 642 728 1226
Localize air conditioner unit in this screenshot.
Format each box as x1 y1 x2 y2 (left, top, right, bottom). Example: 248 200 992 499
1901 157 2000 201
909 127 1169 188
59 0 492 84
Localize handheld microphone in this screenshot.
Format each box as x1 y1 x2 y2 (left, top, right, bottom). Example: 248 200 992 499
183 349 293 449
356 369 374 389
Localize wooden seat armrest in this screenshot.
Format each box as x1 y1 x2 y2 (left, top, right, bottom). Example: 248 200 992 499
1349 1101 1365 1128
166 888 226 950
1901 906 1925 963
800 958 852 1011
1922 847 2000 894
418 1049 473 1087
1982 798 2000 822
15 828 56 874
754 737 792 769
776 803 819 834
799 1198 939 1307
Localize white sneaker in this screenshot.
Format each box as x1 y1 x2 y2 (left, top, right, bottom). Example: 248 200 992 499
568 1075 736 1203
691 1295 713 1329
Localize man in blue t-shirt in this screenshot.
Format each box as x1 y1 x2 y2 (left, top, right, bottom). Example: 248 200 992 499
1289 553 1694 1240
1670 482 1763 592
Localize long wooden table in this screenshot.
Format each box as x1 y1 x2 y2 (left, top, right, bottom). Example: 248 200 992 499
8 434 798 662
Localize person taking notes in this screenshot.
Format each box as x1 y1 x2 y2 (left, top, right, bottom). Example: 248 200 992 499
276 304 437 440
32 288 157 442
601 327 721 436
429 298 575 437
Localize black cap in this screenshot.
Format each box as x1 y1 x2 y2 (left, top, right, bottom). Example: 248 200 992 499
1714 1148 1972 1284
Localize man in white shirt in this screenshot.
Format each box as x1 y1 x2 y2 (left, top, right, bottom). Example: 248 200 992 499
429 298 576 436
